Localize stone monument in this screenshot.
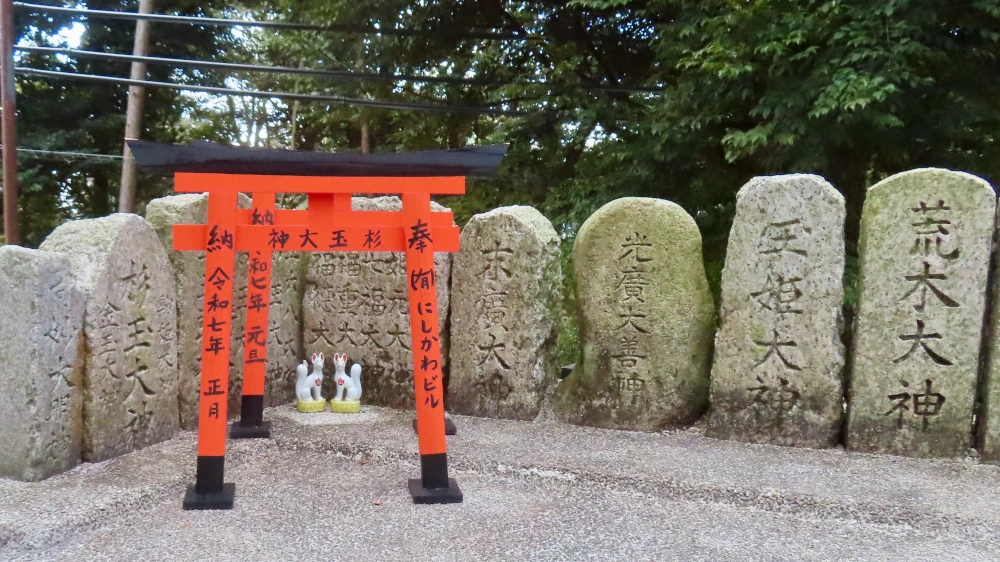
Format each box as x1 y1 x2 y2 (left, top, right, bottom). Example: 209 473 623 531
40 213 180 462
707 175 846 448
555 197 715 431
303 196 452 408
0 246 85 480
848 168 995 457
448 206 562 420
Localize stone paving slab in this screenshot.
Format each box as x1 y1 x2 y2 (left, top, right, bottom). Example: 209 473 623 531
2 406 999 561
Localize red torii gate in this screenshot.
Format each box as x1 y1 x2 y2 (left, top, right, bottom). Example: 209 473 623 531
130 141 505 509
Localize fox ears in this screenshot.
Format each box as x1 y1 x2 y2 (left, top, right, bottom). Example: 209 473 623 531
334 353 347 362
311 352 325 362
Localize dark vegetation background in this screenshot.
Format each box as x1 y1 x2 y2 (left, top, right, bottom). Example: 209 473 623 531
5 0 1000 365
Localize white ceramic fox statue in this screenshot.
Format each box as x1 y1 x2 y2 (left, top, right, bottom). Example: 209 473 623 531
332 353 362 402
295 352 325 402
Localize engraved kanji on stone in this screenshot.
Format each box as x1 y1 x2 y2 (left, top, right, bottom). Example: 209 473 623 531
613 335 647 368
750 274 804 314
615 306 649 333
901 261 960 312
477 333 510 369
480 240 514 280
747 375 800 411
386 324 411 349
910 200 960 260
619 231 653 263
885 379 946 431
476 285 510 326
335 321 359 346
893 319 953 366
752 326 801 371
615 270 649 304
759 219 809 256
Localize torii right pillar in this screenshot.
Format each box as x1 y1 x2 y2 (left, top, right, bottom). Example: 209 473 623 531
402 191 461 503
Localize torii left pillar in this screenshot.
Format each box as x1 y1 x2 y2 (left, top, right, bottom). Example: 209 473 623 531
184 190 238 509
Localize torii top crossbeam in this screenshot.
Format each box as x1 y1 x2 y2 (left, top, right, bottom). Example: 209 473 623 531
130 140 506 509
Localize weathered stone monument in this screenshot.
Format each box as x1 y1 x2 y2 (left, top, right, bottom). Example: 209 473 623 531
848 168 995 457
447 206 562 420
303 196 452 408
146 194 248 428
40 213 180 462
0 246 84 481
261 251 307 407
707 175 846 448
147 194 305 418
555 197 715 430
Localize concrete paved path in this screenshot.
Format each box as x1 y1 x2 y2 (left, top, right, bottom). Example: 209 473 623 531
2 406 999 561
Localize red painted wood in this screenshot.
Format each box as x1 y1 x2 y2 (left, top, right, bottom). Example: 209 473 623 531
402 192 448 457
196 191 238 458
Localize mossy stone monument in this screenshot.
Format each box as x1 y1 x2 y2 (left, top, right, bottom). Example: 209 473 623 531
555 197 715 431
448 206 562 420
707 175 846 448
848 169 995 457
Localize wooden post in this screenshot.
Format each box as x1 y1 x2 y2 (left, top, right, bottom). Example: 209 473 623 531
402 192 461 503
118 0 153 213
183 190 238 510
1 0 19 245
230 192 276 439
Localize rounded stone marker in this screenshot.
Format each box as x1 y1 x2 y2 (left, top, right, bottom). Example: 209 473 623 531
146 193 250 428
706 175 846 448
447 206 562 420
41 213 180 462
848 168 995 458
0 246 85 481
555 197 715 430
303 197 452 409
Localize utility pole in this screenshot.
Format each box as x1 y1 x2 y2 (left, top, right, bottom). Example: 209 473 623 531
357 40 370 154
1 0 19 244
118 0 153 213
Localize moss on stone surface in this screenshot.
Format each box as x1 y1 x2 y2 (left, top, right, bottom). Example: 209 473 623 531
555 197 715 431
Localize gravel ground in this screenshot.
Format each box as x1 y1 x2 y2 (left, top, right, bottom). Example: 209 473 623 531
2 405 999 561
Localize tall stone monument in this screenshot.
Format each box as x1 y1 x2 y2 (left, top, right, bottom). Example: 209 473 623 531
448 206 562 420
707 175 846 448
0 246 85 481
146 193 248 428
848 168 995 457
555 197 716 431
303 196 452 408
40 213 180 462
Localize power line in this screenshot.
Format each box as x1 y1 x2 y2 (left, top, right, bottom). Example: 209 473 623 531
14 66 529 116
16 45 664 93
0 146 124 161
13 2 527 40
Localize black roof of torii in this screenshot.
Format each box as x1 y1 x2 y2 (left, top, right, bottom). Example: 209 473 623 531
127 140 507 177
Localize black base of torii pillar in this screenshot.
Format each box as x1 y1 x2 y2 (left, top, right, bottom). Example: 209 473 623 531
229 396 272 439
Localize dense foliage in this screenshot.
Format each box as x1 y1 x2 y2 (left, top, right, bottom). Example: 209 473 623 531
5 1 1000 320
